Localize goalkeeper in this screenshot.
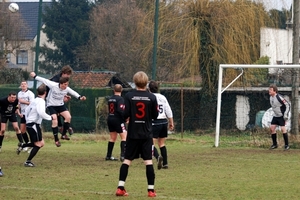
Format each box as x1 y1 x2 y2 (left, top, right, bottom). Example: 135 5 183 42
268 84 290 150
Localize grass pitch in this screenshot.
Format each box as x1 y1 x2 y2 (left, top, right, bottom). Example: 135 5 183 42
0 132 300 199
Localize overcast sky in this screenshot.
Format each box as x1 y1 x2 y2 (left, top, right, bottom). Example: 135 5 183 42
9 0 293 10
262 0 292 10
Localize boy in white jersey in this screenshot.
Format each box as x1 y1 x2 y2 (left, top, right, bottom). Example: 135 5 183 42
16 85 52 167
148 81 174 169
30 72 86 147
18 81 35 151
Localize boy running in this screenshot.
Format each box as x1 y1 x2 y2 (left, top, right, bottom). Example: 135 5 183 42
17 85 52 167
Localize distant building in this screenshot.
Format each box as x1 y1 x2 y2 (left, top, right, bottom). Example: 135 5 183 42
27 71 132 89
4 2 53 72
260 27 293 67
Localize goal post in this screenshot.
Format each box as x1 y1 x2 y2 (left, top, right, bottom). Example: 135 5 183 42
215 64 300 147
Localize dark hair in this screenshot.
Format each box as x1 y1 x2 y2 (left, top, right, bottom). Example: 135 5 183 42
269 84 278 93
148 80 159 93
59 77 69 84
37 85 47 95
61 65 73 75
8 91 17 96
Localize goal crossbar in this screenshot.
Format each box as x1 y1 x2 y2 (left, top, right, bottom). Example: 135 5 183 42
215 64 300 147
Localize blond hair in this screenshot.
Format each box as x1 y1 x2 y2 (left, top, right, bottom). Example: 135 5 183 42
133 71 148 89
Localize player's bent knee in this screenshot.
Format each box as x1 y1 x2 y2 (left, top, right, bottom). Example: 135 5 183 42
35 141 44 147
144 160 153 165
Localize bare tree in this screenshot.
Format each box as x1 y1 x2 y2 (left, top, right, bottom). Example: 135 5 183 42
83 0 272 83
79 0 152 80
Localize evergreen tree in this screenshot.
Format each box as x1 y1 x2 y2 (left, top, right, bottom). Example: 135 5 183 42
40 0 94 73
268 8 291 29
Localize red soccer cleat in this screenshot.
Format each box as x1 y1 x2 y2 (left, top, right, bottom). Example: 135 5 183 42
148 191 157 197
116 188 128 196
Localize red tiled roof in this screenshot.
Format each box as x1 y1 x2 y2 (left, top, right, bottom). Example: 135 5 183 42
70 71 131 89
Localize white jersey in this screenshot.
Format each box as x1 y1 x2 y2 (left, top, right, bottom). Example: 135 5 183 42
18 89 35 114
153 93 173 119
25 97 52 124
35 76 81 107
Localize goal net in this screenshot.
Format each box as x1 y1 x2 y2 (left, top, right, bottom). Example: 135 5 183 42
215 64 300 147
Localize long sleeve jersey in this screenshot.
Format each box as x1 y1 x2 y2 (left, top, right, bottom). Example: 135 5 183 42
270 94 290 117
25 97 52 124
35 76 81 107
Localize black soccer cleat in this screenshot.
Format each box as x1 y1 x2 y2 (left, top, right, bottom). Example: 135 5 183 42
0 167 3 177
16 143 23 155
24 161 35 167
61 135 70 140
157 156 163 170
269 144 278 150
105 157 118 161
284 145 290 150
162 164 168 169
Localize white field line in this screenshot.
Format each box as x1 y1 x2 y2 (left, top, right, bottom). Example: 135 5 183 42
0 186 202 200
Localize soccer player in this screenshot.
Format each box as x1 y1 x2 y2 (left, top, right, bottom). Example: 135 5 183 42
48 65 74 136
115 71 159 197
0 92 24 151
16 85 53 167
30 72 86 147
18 81 35 151
105 84 127 161
268 84 290 150
0 167 3 177
148 80 174 170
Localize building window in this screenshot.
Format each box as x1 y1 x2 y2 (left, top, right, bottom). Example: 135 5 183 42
16 50 28 65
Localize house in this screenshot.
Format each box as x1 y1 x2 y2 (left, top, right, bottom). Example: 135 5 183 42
71 71 132 89
260 26 294 66
27 71 131 89
4 2 52 72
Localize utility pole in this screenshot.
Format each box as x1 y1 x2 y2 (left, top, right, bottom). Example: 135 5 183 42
33 0 43 90
151 0 159 80
291 0 299 135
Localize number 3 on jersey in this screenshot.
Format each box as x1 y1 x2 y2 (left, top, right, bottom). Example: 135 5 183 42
135 102 145 118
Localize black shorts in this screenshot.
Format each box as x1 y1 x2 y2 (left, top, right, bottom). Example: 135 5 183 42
1 114 18 123
26 123 42 142
124 138 153 161
107 117 126 133
47 105 68 115
153 123 168 139
20 115 26 124
271 116 285 126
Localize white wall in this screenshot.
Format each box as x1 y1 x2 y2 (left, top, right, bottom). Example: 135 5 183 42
235 95 250 130
260 27 293 68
